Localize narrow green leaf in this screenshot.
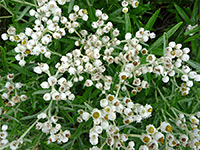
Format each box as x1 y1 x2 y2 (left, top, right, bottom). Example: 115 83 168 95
125 13 131 33
191 0 199 24
184 25 200 36
9 63 37 77
15 6 31 21
191 40 198 55
32 89 51 95
20 114 37 120
0 46 8 73
184 33 200 42
187 60 200 71
61 110 75 125
149 22 183 51
145 9 160 30
174 4 191 24
68 0 75 13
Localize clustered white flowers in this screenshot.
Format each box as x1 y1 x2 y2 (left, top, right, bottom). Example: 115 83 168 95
0 125 9 147
36 112 71 144
186 24 198 36
1 0 200 149
0 74 27 106
120 0 139 13
1 1 88 66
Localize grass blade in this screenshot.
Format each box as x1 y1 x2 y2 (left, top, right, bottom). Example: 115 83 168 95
174 4 191 24
145 9 160 30
149 22 183 51
9 63 37 77
191 0 199 24
125 13 131 33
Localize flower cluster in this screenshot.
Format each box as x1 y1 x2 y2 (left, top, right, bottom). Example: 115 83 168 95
77 94 153 149
1 1 88 66
0 125 9 147
137 122 173 149
0 74 27 106
36 112 71 144
165 109 200 149
121 0 139 13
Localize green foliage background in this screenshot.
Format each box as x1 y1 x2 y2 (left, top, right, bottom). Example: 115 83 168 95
0 0 200 149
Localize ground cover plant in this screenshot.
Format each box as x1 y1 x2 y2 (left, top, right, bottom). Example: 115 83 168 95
0 0 200 149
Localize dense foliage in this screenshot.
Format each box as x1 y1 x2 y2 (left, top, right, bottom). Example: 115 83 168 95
0 0 200 149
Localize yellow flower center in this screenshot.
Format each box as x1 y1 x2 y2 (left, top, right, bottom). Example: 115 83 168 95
108 95 114 101
195 142 199 146
148 108 153 112
14 35 19 41
143 136 150 143
166 125 173 132
25 49 31 54
92 112 100 119
148 126 154 134
158 137 164 144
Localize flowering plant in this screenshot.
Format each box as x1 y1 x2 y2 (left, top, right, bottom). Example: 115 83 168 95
0 0 200 149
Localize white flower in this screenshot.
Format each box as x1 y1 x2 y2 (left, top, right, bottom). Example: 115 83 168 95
25 28 33 36
125 33 132 40
160 122 173 133
1 93 9 99
181 54 190 61
95 10 102 17
146 124 156 134
20 95 27 101
122 7 128 13
48 76 57 86
189 71 197 79
19 60 26 66
29 9 36 16
40 63 49 72
43 93 51 101
181 75 189 82
100 99 108 107
10 141 19 150
85 80 93 87
2 125 8 131
94 126 102 134
34 66 42 74
195 75 200 82
37 112 47 119
52 91 60 100
89 132 99 145
162 76 169 83
82 112 91 121
132 0 139 8
40 81 50 89
146 54 156 63
68 93 75 100
1 33 8 40
101 120 109 129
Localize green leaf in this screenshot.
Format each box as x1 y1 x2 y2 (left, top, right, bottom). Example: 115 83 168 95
174 4 191 24
15 6 31 21
0 46 8 73
149 22 183 51
125 13 131 33
68 0 75 13
191 0 199 24
9 63 37 77
184 25 200 36
61 110 75 125
145 9 160 30
187 60 200 71
184 33 200 42
32 89 51 95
